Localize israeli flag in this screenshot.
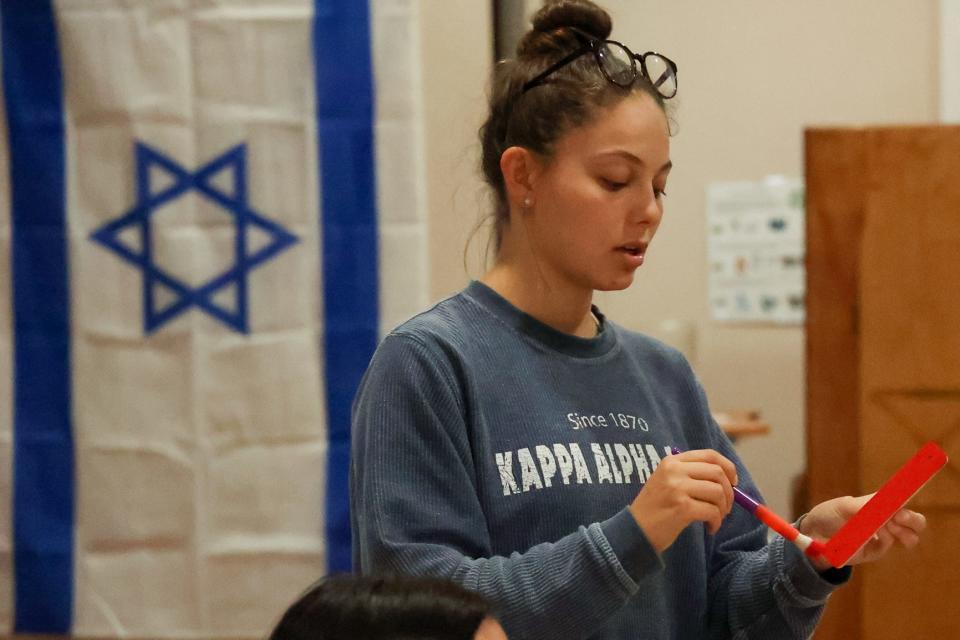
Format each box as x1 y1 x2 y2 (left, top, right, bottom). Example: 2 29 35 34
0 0 428 635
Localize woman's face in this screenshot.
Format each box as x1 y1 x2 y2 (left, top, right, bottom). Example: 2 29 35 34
524 91 671 293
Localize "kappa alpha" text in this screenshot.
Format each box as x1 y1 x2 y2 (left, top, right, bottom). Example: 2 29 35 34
494 441 672 495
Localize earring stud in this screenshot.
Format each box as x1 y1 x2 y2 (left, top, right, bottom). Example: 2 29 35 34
523 197 532 208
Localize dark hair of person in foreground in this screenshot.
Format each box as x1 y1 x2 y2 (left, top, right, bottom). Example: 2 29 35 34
268 574 504 640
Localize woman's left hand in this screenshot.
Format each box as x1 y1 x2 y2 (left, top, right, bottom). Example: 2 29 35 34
798 494 927 571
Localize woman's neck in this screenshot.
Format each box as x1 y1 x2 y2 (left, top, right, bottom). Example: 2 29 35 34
480 260 597 338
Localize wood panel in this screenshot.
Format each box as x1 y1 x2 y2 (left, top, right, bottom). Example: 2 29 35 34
806 125 960 640
804 128 867 640
858 126 960 639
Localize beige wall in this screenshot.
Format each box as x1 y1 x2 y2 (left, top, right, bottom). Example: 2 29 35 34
421 1 939 517
420 1 494 301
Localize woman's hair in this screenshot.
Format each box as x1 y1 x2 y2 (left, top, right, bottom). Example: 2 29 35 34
478 0 667 254
268 574 494 640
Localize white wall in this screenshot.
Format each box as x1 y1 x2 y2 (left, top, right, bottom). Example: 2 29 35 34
420 0 494 300
942 0 960 121
422 0 939 517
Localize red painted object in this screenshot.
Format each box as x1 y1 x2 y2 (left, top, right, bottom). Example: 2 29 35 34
820 441 949 568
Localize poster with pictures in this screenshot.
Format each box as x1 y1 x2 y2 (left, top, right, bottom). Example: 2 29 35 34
706 177 805 324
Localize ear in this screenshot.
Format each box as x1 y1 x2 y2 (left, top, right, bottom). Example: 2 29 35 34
499 146 541 211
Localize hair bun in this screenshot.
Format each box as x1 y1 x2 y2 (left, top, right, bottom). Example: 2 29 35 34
516 0 612 58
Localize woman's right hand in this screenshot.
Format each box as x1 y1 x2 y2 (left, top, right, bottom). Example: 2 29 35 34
628 449 739 553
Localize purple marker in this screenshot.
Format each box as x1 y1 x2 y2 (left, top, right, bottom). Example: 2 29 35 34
669 446 824 557
732 486 761 513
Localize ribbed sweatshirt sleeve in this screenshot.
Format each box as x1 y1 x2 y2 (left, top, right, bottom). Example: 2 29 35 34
350 333 663 640
680 373 852 639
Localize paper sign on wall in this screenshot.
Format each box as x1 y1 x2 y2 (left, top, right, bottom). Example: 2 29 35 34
706 177 805 324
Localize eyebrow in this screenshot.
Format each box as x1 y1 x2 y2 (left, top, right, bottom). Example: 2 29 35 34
594 150 673 173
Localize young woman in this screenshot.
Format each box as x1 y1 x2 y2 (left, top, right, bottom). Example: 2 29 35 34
350 1 926 638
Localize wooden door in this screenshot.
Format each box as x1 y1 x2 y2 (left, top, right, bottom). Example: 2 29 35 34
806 126 960 640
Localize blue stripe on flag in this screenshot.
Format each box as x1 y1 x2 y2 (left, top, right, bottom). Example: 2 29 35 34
313 0 378 572
1 1 74 632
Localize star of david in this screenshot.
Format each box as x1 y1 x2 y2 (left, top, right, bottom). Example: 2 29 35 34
91 142 297 334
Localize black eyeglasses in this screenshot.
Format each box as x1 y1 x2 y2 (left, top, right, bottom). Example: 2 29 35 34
521 28 678 99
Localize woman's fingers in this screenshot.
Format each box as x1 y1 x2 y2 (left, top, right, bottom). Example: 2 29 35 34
885 509 925 549
671 450 738 518
683 462 734 513
806 496 929 565
630 452 737 551
679 491 725 534
851 505 926 557
834 493 872 520
682 478 730 513
676 450 738 487
873 526 896 556
885 520 921 549
640 449 740 541
892 509 926 533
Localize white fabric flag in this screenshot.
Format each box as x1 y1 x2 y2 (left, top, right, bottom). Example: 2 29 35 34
0 0 427 636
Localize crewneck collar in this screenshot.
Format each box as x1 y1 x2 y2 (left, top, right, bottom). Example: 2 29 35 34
464 280 618 359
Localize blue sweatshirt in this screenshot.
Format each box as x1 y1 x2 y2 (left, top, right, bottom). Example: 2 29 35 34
350 281 849 639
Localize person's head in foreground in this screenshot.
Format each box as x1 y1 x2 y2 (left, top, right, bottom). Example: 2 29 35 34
268 574 508 640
